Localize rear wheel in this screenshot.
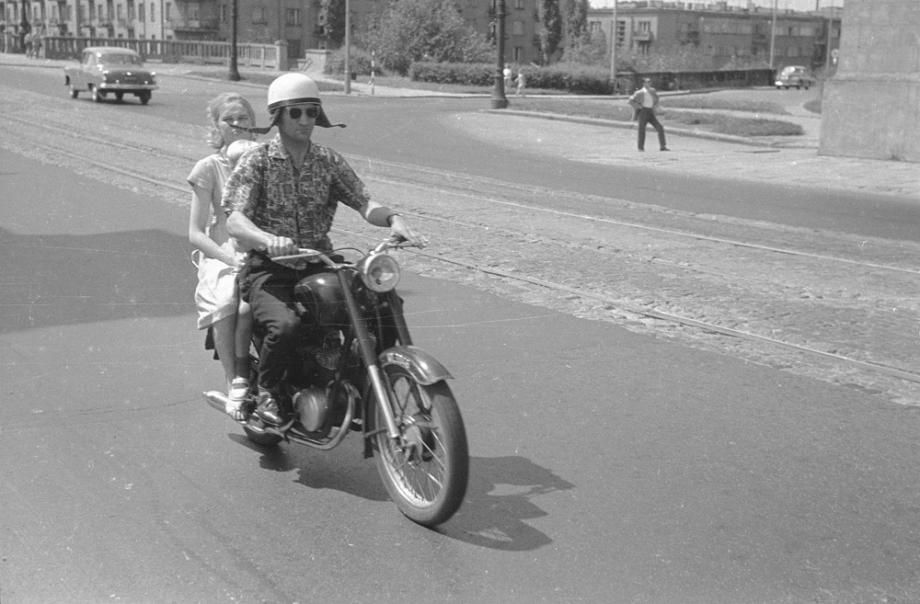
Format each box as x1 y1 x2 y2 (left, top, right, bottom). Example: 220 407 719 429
138 91 151 105
115 92 124 102
373 366 468 527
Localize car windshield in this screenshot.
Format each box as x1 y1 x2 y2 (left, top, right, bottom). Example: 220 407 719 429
100 54 143 66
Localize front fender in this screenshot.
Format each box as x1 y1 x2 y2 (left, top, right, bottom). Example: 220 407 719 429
378 345 452 385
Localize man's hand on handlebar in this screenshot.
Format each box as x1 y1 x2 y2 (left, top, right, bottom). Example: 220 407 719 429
261 235 298 257
389 215 427 248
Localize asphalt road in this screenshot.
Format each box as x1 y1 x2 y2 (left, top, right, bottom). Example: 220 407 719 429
2 66 920 604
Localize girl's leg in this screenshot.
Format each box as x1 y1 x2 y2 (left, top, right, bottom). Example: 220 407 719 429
210 314 238 387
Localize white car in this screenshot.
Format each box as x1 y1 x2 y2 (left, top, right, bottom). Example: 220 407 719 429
775 65 816 90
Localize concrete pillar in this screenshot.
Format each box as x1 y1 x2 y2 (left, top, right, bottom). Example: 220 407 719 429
818 0 920 163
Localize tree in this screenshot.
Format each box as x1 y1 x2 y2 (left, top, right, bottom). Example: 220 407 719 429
561 0 589 46
537 0 562 64
362 0 492 75
324 0 347 47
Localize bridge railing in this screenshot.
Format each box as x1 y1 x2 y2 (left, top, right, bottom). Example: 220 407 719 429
41 36 287 70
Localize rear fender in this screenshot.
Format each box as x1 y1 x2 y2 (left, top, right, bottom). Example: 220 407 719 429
378 345 452 385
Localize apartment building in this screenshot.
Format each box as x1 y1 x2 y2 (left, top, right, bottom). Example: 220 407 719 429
588 1 842 71
1 0 543 64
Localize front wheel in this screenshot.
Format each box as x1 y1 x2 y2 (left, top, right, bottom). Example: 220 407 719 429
373 367 468 527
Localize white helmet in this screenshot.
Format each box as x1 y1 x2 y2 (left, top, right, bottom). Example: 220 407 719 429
266 73 344 129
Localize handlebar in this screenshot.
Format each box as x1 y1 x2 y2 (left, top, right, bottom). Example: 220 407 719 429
269 236 424 267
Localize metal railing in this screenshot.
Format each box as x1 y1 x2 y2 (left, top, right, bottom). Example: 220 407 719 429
41 35 286 69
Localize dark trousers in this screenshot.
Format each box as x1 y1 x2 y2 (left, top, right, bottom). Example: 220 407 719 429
637 108 667 150
238 256 314 398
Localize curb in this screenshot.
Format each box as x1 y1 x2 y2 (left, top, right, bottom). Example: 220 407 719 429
487 109 817 149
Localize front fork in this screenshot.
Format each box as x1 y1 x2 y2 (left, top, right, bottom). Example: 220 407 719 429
339 276 402 439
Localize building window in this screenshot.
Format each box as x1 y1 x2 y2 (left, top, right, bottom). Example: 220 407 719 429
139 3 145 21
252 6 266 23
150 2 155 21
286 8 301 26
514 0 524 8
165 2 172 20
511 20 523 35
219 3 226 23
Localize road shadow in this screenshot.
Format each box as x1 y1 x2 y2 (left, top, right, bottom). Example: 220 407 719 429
436 455 574 551
224 434 571 548
0 227 195 334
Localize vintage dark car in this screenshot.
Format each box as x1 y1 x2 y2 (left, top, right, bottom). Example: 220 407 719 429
64 47 158 104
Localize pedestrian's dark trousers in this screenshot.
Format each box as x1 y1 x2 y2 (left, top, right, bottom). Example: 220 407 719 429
637 108 667 150
238 255 316 399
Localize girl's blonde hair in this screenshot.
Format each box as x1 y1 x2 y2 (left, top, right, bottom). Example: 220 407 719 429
205 92 256 150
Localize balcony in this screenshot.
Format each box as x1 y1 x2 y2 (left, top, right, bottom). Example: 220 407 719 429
632 30 653 42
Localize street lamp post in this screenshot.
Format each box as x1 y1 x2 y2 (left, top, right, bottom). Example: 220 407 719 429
490 0 507 109
608 0 617 93
344 0 351 95
20 0 31 53
228 0 240 80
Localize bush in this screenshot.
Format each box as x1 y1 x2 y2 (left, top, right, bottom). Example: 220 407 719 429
408 61 613 94
408 61 494 86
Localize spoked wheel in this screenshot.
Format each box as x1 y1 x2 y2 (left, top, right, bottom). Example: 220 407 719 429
373 366 468 527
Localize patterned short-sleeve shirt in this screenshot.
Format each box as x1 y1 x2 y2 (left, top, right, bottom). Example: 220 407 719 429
221 135 370 251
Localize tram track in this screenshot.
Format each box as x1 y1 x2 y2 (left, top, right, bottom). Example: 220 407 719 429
3 109 920 403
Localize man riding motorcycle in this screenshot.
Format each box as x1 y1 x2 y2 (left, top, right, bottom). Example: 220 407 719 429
222 72 423 427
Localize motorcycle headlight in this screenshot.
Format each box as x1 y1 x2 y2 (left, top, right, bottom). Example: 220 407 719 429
360 253 400 293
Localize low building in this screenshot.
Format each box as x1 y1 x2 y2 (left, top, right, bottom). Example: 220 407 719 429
588 1 842 72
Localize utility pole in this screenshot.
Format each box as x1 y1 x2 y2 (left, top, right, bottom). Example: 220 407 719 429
768 0 777 70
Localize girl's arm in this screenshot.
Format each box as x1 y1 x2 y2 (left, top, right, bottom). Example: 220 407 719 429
188 186 237 267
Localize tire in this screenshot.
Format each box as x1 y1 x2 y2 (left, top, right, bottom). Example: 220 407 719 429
115 92 124 102
138 91 151 105
373 366 469 527
69 85 78 99
92 87 104 103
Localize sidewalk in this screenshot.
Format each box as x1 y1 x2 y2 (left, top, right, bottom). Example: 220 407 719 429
4 52 918 199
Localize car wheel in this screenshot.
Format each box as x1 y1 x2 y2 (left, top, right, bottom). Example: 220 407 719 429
92 87 104 103
138 91 151 105
69 85 78 99
115 92 124 102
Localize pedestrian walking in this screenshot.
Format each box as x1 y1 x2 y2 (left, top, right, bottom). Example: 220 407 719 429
515 69 526 97
503 65 512 91
628 77 669 152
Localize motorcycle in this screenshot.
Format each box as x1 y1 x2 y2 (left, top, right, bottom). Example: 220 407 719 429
204 237 469 527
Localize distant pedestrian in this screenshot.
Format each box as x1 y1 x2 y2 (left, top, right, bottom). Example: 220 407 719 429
515 69 526 97
628 77 669 152
23 30 33 58
503 66 512 91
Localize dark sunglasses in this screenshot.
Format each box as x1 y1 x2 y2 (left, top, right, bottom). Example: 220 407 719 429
287 106 320 120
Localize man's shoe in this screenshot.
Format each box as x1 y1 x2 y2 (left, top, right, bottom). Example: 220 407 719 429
660 147 670 151
255 392 290 427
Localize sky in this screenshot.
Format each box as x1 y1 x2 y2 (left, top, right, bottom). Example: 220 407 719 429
589 0 843 11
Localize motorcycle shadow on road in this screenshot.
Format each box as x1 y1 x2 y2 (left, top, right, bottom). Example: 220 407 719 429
438 455 575 551
0 227 195 334
227 434 573 549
